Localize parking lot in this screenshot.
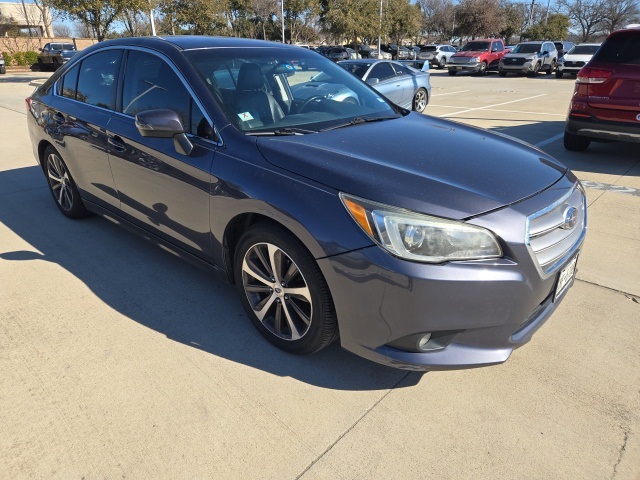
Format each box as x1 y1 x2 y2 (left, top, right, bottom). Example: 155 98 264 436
1 69 638 479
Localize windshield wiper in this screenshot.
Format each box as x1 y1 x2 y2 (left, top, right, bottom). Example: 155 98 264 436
246 127 316 136
322 116 398 132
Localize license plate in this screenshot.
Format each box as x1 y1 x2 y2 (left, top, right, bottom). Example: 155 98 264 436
456 67 462 70
554 256 578 301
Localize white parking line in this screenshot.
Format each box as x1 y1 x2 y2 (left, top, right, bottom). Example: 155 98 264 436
438 94 547 118
535 133 564 147
484 108 565 118
431 90 471 97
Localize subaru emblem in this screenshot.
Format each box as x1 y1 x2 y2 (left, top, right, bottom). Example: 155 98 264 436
561 206 578 230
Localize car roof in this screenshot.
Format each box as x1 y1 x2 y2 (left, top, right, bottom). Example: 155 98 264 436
96 35 298 53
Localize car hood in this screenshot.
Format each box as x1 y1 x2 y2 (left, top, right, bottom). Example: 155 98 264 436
452 51 489 58
562 54 594 61
255 114 567 219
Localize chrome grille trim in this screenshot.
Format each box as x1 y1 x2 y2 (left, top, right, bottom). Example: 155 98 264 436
526 184 587 276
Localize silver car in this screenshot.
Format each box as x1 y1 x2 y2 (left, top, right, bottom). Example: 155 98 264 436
339 59 431 113
417 44 457 69
499 41 558 76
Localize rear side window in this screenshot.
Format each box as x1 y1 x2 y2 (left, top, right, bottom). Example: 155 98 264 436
369 62 396 81
593 33 640 64
60 64 79 99
76 50 122 110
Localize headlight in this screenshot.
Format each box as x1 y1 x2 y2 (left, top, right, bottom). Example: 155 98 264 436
340 194 502 263
474 57 482 62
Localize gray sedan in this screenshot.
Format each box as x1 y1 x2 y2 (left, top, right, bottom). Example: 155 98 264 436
338 59 431 113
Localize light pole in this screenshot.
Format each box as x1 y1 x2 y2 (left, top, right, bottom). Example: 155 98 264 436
378 0 383 58
281 0 285 43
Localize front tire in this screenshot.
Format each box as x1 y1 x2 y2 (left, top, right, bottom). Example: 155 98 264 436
234 223 338 355
448 69 457 76
43 146 89 218
546 60 556 74
475 62 487 76
556 70 564 78
413 88 428 113
564 131 591 152
499 71 507 77
438 57 446 69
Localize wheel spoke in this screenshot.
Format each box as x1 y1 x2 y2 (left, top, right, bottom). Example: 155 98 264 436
287 298 311 327
282 261 298 285
283 286 311 304
267 244 281 283
254 244 273 279
57 186 65 205
254 294 276 321
62 187 73 209
281 300 302 340
244 284 271 294
242 257 272 286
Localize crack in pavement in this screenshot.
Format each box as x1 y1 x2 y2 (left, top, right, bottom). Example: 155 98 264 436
295 371 415 479
611 427 630 479
0 104 27 115
575 278 640 302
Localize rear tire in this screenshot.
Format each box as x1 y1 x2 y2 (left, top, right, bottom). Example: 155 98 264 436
43 145 89 218
448 69 457 76
438 57 446 69
564 131 591 152
413 88 428 113
234 222 338 355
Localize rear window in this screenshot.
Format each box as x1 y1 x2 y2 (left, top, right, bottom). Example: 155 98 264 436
569 45 600 55
420 46 437 52
592 32 640 64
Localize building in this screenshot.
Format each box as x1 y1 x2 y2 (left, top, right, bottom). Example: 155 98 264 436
0 1 53 37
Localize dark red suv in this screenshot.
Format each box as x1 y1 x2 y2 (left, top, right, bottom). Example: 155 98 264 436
564 26 640 151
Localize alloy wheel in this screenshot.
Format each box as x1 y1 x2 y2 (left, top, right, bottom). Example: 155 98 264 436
46 153 74 211
413 89 428 113
241 242 312 341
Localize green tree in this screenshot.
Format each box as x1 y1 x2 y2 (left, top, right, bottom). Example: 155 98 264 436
321 0 379 46
50 0 146 41
523 13 570 40
386 0 422 47
161 0 229 35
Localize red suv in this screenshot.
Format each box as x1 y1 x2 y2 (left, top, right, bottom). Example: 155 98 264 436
447 39 506 76
564 26 640 151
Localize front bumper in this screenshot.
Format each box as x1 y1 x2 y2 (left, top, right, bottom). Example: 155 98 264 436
318 175 585 371
499 61 535 74
447 61 482 72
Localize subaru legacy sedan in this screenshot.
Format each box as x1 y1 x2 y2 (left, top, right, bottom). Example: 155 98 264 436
26 37 586 371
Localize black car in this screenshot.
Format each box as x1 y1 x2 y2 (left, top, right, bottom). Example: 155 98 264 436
38 42 78 71
26 36 586 371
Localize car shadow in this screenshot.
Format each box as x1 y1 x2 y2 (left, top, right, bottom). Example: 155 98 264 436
0 165 422 391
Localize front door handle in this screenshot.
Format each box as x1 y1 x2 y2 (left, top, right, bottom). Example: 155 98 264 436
108 135 126 152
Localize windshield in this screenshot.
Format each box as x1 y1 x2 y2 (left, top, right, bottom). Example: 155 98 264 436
184 48 400 134
512 43 542 54
461 42 490 52
568 45 600 55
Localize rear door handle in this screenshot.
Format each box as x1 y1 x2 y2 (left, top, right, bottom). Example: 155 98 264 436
108 135 126 152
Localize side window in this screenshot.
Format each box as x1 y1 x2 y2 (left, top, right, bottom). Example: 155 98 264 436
76 50 121 109
493 42 503 52
392 64 411 76
122 50 212 139
369 62 396 81
60 64 79 99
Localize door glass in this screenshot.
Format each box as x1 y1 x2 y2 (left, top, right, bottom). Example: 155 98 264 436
60 64 80 99
369 63 395 81
122 50 211 139
76 50 121 109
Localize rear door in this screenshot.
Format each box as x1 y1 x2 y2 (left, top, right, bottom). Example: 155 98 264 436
586 30 640 123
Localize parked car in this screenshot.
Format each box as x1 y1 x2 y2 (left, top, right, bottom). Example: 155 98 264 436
556 43 601 78
0 52 5 74
381 44 410 60
371 48 392 60
498 41 558 76
553 41 575 59
345 43 374 58
564 26 640 151
38 42 77 71
325 46 350 62
447 38 507 75
338 59 431 112
26 36 586 371
417 44 457 69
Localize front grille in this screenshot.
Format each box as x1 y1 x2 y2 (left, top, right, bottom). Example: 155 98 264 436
506 57 526 66
526 184 587 275
450 56 472 64
564 61 585 67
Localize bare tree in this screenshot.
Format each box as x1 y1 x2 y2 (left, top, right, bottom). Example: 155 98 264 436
418 0 455 41
53 22 73 37
557 0 607 41
601 0 639 34
454 0 504 39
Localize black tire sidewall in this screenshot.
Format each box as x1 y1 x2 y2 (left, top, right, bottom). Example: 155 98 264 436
233 223 337 355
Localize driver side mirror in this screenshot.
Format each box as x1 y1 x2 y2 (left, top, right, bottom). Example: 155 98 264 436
366 77 380 85
135 109 193 156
